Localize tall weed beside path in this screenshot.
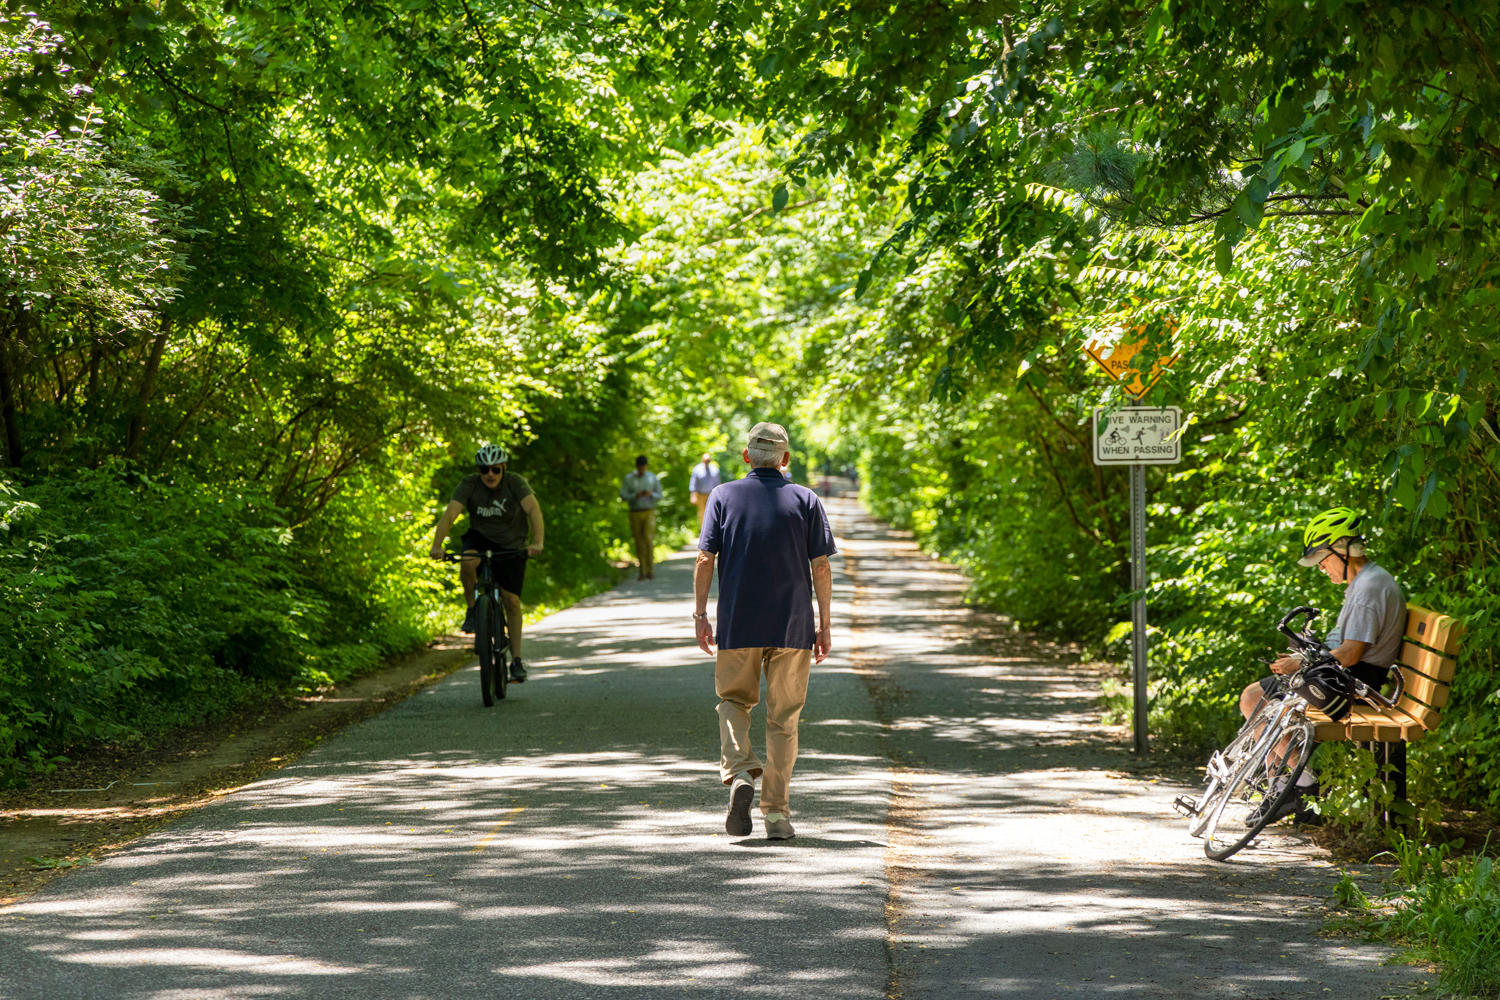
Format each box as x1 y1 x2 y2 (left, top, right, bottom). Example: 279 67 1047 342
1333 836 1500 1000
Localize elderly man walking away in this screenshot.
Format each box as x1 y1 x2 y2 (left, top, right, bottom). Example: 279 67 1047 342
619 453 663 580
688 452 721 530
693 422 836 840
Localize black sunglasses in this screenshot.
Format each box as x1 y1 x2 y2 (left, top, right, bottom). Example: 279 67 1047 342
477 465 504 475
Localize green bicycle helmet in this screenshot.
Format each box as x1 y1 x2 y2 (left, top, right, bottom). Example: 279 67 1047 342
1298 507 1363 567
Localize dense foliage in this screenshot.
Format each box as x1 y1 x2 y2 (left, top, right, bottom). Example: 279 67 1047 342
2 0 1497 855
1333 833 1500 998
746 0 1500 822
0 3 700 780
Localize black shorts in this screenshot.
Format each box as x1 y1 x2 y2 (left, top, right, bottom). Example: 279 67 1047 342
461 531 528 596
1258 660 1392 698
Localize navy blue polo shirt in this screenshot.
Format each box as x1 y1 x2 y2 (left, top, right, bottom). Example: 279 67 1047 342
699 468 837 649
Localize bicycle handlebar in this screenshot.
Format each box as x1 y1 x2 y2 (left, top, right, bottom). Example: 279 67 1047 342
441 547 530 562
1273 604 1403 709
1276 606 1326 650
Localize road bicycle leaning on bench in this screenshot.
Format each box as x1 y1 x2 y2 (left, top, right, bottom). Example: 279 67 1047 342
1174 606 1403 861
445 547 527 707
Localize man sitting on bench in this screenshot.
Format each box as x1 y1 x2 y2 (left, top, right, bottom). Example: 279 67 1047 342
1238 506 1406 823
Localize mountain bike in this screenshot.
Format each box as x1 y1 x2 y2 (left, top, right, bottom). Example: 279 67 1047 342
1173 606 1403 861
445 547 526 707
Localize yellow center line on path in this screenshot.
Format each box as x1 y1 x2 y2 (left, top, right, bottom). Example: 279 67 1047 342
471 807 526 852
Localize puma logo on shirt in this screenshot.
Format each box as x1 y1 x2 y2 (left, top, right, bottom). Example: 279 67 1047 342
474 498 510 519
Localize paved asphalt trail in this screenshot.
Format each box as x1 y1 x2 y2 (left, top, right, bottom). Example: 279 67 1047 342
837 498 1428 1000
0 494 1427 999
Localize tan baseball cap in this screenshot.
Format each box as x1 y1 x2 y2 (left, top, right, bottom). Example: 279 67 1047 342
747 421 790 451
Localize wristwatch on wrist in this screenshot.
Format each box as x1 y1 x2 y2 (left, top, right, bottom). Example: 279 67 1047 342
692 612 709 621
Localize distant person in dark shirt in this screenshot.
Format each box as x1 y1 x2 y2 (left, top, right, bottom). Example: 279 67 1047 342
429 443 544 682
693 421 836 840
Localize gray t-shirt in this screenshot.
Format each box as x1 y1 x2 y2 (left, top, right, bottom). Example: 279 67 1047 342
1325 562 1405 667
619 469 663 511
451 472 533 549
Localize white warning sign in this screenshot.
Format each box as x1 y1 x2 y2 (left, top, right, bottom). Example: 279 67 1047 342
1093 406 1183 465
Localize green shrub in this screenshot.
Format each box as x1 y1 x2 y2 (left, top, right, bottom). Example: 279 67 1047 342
1 438 647 786
0 465 434 784
1332 834 1500 999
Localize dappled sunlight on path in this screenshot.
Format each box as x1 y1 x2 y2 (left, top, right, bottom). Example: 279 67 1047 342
831 495 1428 999
0 492 1428 999
0 539 887 999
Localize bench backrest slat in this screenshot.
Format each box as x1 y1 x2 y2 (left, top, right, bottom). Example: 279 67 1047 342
1397 642 1457 698
1382 605 1465 739
1396 676 1450 714
1407 605 1462 655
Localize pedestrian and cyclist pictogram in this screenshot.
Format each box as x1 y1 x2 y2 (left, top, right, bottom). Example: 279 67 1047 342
1092 406 1183 465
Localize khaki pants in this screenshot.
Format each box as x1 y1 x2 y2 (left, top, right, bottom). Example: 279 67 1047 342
690 491 708 526
628 508 655 574
716 646 813 817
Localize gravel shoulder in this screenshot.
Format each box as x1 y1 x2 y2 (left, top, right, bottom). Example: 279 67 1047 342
0 641 473 905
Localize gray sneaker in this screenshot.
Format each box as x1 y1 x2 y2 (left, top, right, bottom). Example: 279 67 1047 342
461 604 478 634
764 812 795 840
725 777 754 837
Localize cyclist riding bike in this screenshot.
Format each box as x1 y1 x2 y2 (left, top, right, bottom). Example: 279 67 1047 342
1237 506 1405 823
429 444 545 683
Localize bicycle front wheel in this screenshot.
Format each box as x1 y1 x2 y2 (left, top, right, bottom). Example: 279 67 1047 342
1202 716 1316 861
475 597 496 708
1187 698 1279 839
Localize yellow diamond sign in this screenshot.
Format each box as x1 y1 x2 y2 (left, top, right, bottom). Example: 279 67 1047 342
1084 328 1178 400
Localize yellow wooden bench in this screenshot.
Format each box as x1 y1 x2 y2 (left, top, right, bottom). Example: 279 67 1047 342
1307 604 1464 823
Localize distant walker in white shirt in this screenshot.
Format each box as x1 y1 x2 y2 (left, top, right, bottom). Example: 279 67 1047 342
619 454 663 580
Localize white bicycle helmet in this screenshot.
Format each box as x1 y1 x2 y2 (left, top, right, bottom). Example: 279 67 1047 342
475 443 509 466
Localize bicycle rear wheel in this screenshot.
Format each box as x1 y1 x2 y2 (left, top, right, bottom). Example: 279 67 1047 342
490 598 507 701
474 597 496 708
1202 716 1316 861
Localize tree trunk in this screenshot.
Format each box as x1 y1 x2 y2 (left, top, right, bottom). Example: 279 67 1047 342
0 311 25 468
124 316 173 460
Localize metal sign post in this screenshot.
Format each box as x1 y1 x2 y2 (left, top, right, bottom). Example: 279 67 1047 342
1085 324 1183 755
1129 462 1148 755
1091 405 1183 755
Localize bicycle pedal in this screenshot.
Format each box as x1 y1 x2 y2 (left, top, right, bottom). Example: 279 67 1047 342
1173 795 1200 818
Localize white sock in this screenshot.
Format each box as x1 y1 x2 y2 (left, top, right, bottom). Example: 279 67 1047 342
1296 769 1318 788
735 770 756 785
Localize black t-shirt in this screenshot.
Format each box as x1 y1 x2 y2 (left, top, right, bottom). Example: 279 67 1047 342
451 472 533 548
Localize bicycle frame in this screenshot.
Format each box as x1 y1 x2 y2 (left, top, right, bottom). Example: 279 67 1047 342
445 547 525 707
1188 691 1305 838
